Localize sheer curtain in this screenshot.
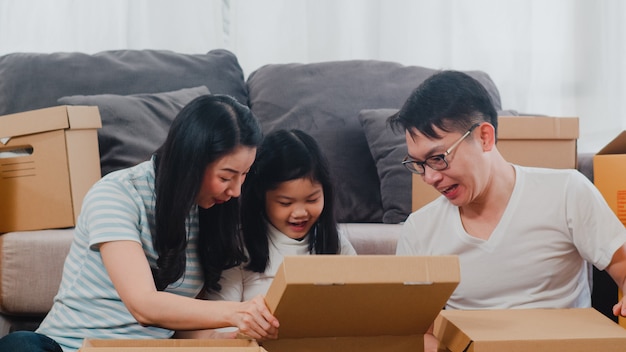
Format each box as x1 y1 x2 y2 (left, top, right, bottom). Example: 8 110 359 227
0 0 226 55
1 0 624 152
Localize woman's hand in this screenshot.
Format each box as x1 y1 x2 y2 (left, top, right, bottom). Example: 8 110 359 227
424 323 442 352
231 295 279 340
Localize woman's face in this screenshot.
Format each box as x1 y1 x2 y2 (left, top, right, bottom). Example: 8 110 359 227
196 146 256 209
265 177 324 240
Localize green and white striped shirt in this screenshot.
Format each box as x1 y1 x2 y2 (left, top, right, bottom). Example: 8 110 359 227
37 159 203 352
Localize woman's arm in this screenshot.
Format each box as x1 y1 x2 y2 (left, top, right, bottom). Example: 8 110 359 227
100 240 279 339
174 265 246 338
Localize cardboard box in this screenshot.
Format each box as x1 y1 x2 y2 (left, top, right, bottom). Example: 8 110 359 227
412 116 579 211
593 130 626 327
433 308 626 352
79 339 266 352
261 255 460 352
594 130 626 226
0 106 101 232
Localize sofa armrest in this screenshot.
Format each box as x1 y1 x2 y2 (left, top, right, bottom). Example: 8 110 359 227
339 223 402 255
0 229 74 315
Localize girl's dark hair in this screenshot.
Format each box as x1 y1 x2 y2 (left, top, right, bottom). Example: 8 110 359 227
152 94 262 292
241 129 340 273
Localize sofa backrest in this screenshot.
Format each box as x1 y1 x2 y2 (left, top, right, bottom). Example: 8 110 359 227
246 60 502 223
0 49 248 175
0 49 248 115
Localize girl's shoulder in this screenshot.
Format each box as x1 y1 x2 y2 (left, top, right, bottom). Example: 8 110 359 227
337 229 357 255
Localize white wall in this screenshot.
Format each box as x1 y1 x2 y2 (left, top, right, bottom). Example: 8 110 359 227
1 0 624 152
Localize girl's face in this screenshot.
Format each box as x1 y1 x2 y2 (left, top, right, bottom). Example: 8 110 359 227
196 146 256 209
265 177 324 240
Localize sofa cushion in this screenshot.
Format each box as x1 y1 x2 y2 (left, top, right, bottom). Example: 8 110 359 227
0 230 74 316
0 49 247 115
358 108 410 224
339 223 401 255
246 61 501 223
58 86 210 176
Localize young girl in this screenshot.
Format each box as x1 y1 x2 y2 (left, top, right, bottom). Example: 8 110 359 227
0 95 279 352
208 129 356 303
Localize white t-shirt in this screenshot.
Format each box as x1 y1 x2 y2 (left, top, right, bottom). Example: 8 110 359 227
397 165 626 310
208 223 357 302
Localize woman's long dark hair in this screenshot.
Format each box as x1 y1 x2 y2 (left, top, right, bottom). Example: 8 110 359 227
152 94 262 292
241 129 340 273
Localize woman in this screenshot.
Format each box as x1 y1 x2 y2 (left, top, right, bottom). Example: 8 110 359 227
0 95 279 352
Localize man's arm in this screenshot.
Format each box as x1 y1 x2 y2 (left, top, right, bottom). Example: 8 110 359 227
604 243 626 317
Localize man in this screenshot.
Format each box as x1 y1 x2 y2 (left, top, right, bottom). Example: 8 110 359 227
389 70 626 351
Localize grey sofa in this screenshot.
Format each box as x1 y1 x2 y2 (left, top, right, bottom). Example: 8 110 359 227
0 49 605 336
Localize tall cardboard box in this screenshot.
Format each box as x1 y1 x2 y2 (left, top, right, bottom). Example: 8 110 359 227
261 255 460 352
594 131 626 226
593 130 626 327
412 116 579 211
79 338 267 351
0 106 101 233
433 308 626 352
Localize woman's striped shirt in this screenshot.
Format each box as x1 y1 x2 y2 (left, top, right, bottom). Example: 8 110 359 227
36 159 203 352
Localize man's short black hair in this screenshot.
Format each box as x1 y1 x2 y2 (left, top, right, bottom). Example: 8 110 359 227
389 70 498 139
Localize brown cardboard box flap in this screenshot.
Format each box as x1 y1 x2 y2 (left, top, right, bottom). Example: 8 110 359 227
264 255 460 340
0 105 101 140
261 335 424 352
597 131 626 155
79 338 266 351
434 308 626 352
497 116 579 140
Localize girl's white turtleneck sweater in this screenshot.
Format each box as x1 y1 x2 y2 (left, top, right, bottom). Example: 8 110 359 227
207 223 356 302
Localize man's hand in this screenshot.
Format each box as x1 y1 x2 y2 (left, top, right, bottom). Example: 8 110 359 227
613 297 626 317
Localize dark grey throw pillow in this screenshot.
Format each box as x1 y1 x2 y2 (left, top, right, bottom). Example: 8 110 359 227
247 60 502 223
58 86 210 176
358 109 410 224
0 49 247 115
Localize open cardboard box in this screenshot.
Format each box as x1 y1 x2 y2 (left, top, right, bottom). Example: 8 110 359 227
261 255 460 352
79 338 267 351
0 105 102 232
412 116 579 211
433 308 626 352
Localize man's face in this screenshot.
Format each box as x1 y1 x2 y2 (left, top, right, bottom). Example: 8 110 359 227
405 125 483 207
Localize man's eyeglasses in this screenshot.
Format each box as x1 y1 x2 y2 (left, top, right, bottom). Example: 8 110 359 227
402 123 481 175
